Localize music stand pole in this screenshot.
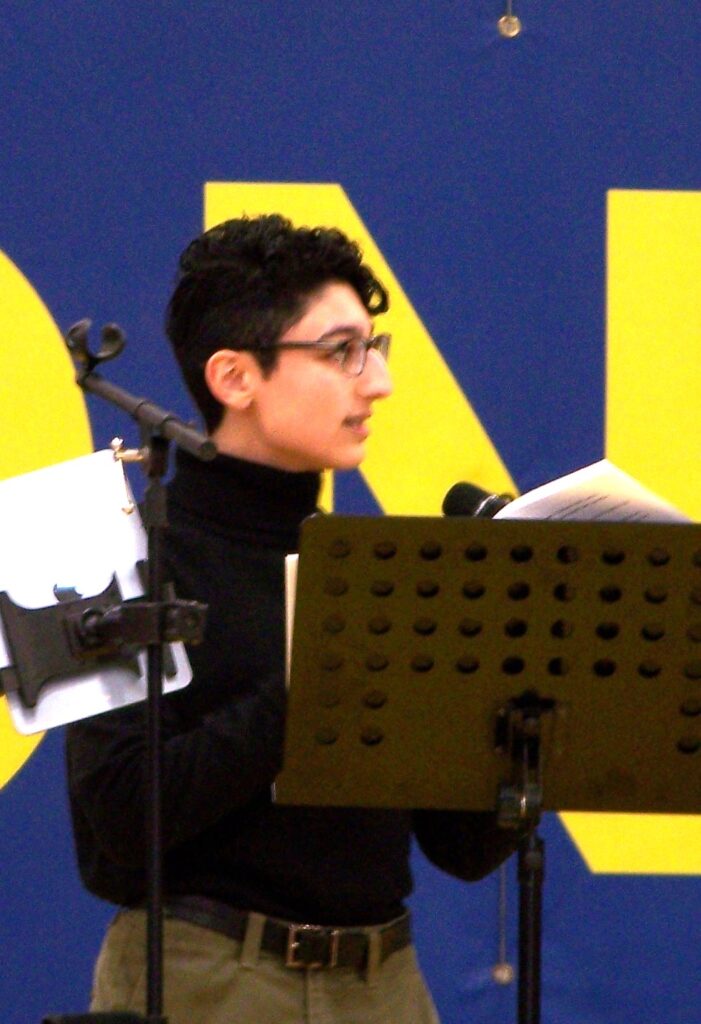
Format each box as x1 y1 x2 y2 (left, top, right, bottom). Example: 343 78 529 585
518 828 544 1024
496 690 551 1024
142 434 168 1023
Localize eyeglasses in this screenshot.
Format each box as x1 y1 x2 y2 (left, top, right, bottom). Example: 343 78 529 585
259 332 391 377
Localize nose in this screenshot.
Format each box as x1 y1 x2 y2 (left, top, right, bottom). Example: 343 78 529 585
357 346 393 400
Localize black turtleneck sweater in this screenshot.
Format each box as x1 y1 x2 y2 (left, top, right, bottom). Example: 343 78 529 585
66 451 519 924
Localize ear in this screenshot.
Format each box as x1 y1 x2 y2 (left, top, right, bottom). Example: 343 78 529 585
204 349 262 411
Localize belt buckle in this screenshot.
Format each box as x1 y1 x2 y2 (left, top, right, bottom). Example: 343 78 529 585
285 924 340 969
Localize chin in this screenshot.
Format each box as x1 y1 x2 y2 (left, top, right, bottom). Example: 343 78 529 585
326 447 366 472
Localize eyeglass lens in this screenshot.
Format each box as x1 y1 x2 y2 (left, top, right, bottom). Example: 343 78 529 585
342 335 389 375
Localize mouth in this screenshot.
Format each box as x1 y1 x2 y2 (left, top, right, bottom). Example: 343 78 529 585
343 414 370 438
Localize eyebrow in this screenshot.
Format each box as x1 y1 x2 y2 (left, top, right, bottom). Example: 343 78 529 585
318 322 374 341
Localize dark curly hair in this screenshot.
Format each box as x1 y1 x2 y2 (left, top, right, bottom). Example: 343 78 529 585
166 214 390 432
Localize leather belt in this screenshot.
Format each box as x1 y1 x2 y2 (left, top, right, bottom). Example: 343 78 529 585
162 895 411 970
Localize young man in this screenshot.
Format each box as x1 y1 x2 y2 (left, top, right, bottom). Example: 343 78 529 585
66 215 519 1024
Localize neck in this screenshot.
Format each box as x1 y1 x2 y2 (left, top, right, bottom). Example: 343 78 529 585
211 413 317 473
210 419 280 469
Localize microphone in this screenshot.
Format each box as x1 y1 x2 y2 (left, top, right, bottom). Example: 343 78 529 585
442 482 514 518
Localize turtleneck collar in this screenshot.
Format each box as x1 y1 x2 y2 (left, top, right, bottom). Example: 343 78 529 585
167 447 321 549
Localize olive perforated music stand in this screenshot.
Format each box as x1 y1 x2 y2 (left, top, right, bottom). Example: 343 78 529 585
276 514 701 1024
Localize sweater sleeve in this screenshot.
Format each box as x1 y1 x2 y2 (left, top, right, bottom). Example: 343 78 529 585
65 520 290 871
412 809 524 881
65 656 287 869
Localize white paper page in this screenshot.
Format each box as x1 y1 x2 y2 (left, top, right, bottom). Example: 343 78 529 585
495 459 690 523
0 450 191 734
284 553 298 688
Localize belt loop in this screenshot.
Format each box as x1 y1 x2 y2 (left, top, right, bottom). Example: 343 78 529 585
239 911 266 969
364 928 381 987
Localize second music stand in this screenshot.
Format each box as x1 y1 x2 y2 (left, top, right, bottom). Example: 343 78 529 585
276 514 701 1024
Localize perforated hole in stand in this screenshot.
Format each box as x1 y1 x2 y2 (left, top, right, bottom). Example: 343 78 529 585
599 585 622 603
551 619 573 638
370 580 394 597
596 622 620 640
456 655 479 674
683 661 701 680
642 623 665 641
548 657 569 676
554 582 576 602
373 541 397 560
365 653 389 672
411 654 434 672
361 726 384 746
502 656 525 675
676 736 700 755
462 581 485 599
638 661 661 679
417 580 440 598
364 689 388 709
557 545 579 564
648 547 671 567
325 577 349 596
464 543 487 561
505 618 527 638
413 617 437 635
593 658 616 677
508 581 530 600
601 549 625 565
644 586 668 604
680 698 701 717
510 545 533 563
459 618 482 637
420 541 442 560
315 727 339 745
323 614 346 634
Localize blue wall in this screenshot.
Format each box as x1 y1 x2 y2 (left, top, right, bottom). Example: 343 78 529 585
1 3 700 1022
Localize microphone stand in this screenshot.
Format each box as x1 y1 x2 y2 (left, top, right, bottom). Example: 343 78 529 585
54 320 216 1024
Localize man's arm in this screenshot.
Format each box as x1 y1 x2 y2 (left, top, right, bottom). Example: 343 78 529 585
66 652 287 869
66 503 296 871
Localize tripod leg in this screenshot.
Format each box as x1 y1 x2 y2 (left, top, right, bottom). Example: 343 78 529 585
517 826 545 1024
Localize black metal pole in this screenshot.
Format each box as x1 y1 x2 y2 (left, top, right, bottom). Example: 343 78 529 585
143 437 169 1024
496 692 550 1024
517 825 545 1024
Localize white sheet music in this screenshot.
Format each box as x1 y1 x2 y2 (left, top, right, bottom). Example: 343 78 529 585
495 459 690 523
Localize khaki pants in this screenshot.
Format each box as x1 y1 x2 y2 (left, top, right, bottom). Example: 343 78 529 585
90 909 441 1024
